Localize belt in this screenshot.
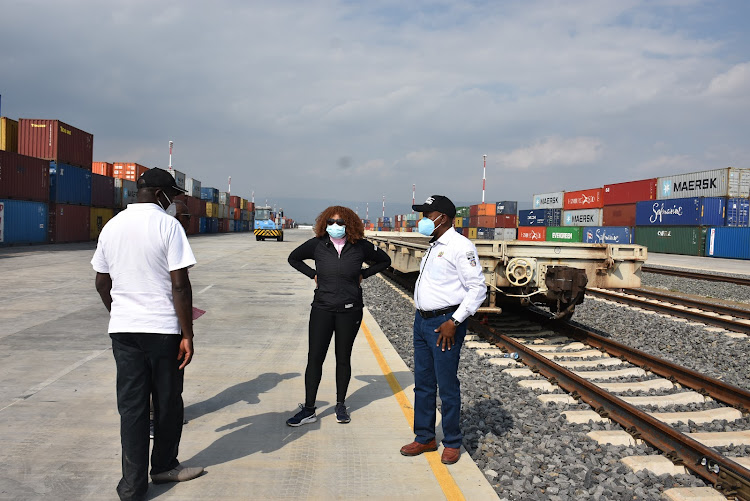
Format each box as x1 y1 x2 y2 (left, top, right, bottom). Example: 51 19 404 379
417 305 460 319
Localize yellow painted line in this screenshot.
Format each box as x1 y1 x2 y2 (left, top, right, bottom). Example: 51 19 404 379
362 320 466 501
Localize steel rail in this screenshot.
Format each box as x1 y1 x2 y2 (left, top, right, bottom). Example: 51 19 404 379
469 314 750 500
643 266 750 287
622 288 750 321
587 288 750 335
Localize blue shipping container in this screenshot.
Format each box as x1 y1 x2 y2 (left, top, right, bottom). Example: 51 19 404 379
705 227 750 260
241 220 250 232
462 217 470 227
582 226 633 244
200 187 219 204
518 209 562 227
199 217 207 234
635 197 726 226
0 199 48 245
49 162 92 206
206 217 219 233
726 198 750 227
496 201 518 215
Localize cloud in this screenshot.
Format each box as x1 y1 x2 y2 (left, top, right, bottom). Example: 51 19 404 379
705 62 750 98
493 137 604 171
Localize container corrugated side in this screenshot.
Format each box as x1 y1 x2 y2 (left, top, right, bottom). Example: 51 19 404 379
705 227 750 259
167 168 185 189
532 191 564 209
0 150 49 202
726 198 749 227
546 226 583 242
582 226 633 244
603 179 657 205
634 226 706 256
495 201 517 215
91 173 115 208
563 209 602 226
113 163 149 182
519 209 561 226
493 228 517 240
495 215 517 228
518 227 546 241
18 119 94 168
92 162 113 177
200 187 219 204
636 197 725 226
0 199 48 245
114 178 137 208
184 178 201 198
219 192 230 205
1 117 19 152
563 188 603 210
49 162 92 205
602 204 636 226
229 196 241 208
49 203 90 243
89 207 114 240
199 217 207 234
657 168 750 200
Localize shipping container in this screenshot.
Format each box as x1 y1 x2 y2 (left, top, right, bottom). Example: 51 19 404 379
49 203 90 243
184 177 201 199
229 195 241 208
206 217 219 233
563 208 603 227
0 199 47 245
461 227 469 238
231 207 241 220
634 226 706 256
114 178 137 208
582 226 633 244
91 173 115 208
113 162 149 182
726 198 750 227
468 227 478 239
532 191 564 209
518 209 562 226
476 227 494 240
49 162 92 206
90 207 114 240
493 228 517 241
495 215 517 228
241 209 251 221
705 227 750 260
92 162 114 177
657 168 750 200
18 119 93 168
199 217 207 234
563 188 603 210
455 206 470 218
167 168 185 190
0 150 49 202
470 215 495 228
602 204 636 226
205 202 217 218
635 197 726 226
219 192 230 205
517 226 547 241
603 179 657 205
247 202 255 212
454 217 463 228
495 201 518 215
200 187 219 204
1 117 19 152
546 226 583 243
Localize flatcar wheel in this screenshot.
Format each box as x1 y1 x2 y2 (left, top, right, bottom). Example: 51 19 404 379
256 235 262 241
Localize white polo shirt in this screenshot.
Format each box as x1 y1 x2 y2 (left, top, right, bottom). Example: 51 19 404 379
414 227 487 323
91 203 196 334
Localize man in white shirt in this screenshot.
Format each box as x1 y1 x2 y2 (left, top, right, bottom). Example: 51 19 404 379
92 168 203 501
400 195 487 465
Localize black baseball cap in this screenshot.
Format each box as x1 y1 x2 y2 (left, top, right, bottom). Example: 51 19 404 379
137 168 187 193
412 195 456 218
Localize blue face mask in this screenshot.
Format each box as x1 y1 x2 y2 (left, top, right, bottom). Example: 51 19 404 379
326 223 346 239
417 214 442 236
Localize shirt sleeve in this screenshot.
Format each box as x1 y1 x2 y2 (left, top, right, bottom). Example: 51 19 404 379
361 239 391 279
91 238 109 273
288 237 319 279
167 222 197 271
452 240 487 323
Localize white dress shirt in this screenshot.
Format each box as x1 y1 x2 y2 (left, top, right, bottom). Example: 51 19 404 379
414 227 487 323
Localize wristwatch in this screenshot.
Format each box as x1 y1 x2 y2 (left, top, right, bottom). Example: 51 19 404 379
451 317 461 326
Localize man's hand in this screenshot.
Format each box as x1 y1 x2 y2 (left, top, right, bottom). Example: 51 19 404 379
435 320 457 351
178 334 194 370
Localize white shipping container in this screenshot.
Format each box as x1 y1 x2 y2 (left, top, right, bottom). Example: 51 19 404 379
168 168 186 190
114 178 138 208
657 167 750 200
563 209 603 227
532 191 564 209
185 177 201 198
219 204 228 219
219 192 230 205
492 228 517 240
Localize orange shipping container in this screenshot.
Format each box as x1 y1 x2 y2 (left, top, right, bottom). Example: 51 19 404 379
92 162 114 177
564 188 603 210
113 163 149 182
477 203 495 216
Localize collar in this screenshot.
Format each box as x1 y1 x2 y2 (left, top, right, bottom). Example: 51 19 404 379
127 202 165 212
430 226 458 246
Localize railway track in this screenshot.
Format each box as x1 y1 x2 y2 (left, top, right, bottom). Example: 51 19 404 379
587 288 750 335
643 266 750 287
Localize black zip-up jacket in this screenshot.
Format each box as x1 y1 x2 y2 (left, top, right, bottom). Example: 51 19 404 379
288 235 391 312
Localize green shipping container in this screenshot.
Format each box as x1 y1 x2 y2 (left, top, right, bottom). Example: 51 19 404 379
546 226 583 242
634 226 706 256
455 206 470 218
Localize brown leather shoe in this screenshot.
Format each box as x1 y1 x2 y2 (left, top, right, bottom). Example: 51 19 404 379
441 447 460 464
400 439 438 456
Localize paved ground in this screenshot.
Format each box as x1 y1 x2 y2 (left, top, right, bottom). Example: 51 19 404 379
0 229 496 500
646 252 750 275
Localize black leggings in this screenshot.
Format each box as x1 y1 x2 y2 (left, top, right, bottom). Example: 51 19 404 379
304 306 363 407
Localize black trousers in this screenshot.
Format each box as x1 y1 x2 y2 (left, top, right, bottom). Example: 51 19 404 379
111 333 184 501
305 307 363 407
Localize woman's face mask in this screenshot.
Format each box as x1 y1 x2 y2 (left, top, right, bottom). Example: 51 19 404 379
326 223 346 239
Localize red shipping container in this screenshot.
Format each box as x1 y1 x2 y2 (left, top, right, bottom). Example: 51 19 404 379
476 215 495 227
461 227 470 237
0 150 50 202
247 202 255 212
232 208 241 220
469 216 478 227
229 196 241 208
218 219 230 233
602 204 636 226
603 179 657 205
91 173 115 208
564 188 603 209
469 205 479 216
199 199 207 217
49 203 90 243
495 214 517 228
18 119 94 169
517 226 547 241
92 162 114 177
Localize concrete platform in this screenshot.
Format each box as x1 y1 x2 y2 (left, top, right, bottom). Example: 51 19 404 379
646 252 750 277
0 231 497 500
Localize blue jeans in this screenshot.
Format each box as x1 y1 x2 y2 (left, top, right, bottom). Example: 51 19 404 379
412 310 467 448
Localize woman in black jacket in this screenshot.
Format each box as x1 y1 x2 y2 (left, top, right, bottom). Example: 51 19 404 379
286 205 391 426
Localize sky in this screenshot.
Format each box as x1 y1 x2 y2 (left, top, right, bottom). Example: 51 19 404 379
2 0 749 223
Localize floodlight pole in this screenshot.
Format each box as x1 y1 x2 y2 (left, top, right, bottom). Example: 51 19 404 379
412 184 415 212
169 141 173 170
482 154 487 203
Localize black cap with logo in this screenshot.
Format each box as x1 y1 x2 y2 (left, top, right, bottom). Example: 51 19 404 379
412 195 456 218
137 168 186 194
